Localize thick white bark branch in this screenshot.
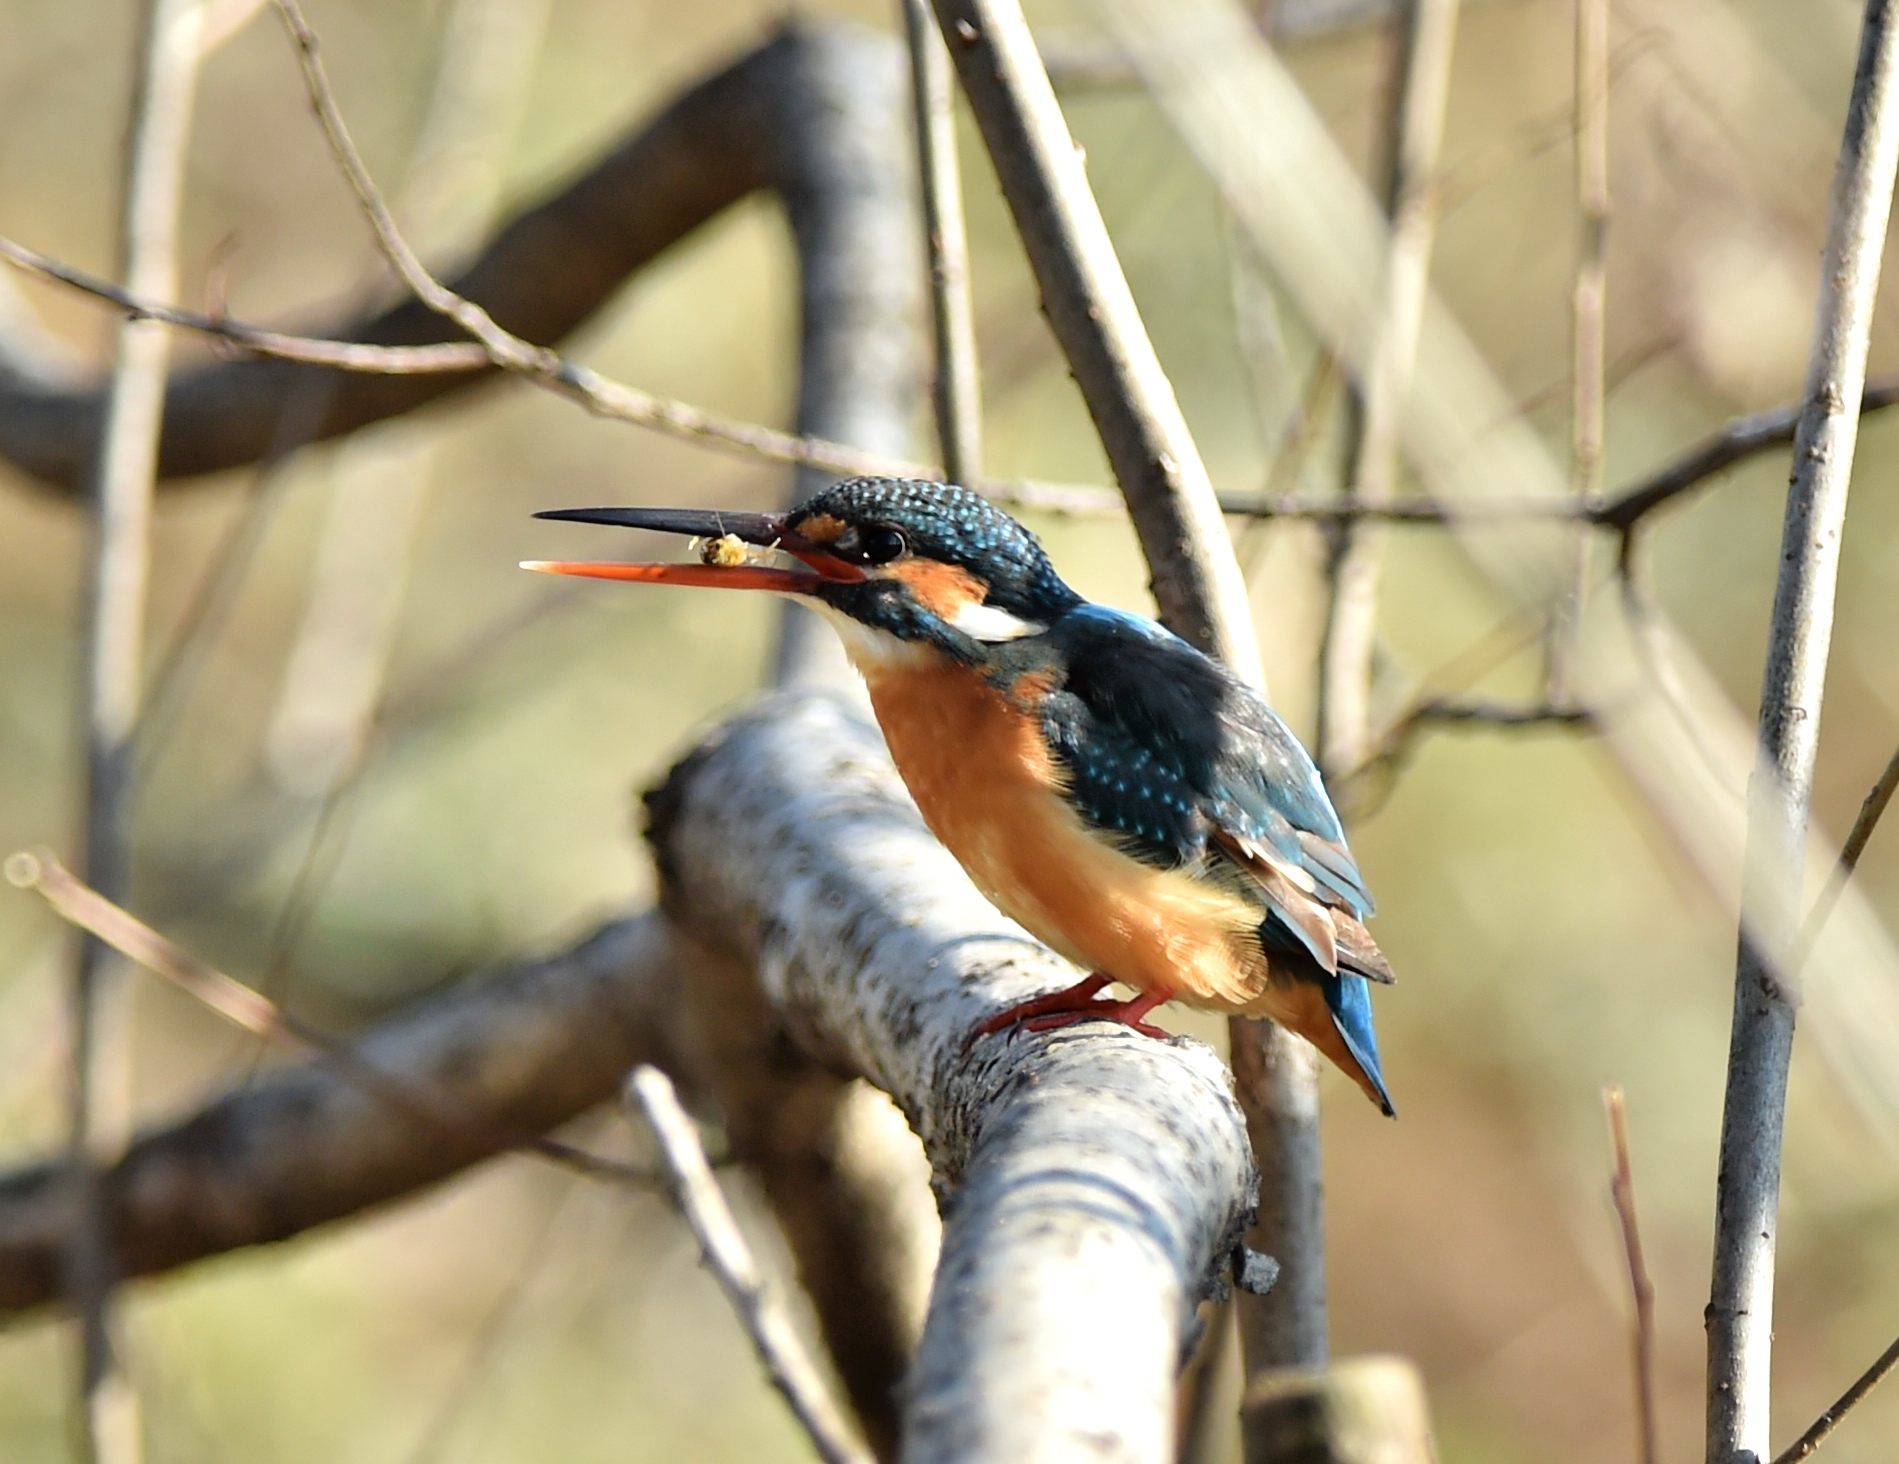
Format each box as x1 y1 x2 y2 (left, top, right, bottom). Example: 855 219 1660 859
647 694 1259 1464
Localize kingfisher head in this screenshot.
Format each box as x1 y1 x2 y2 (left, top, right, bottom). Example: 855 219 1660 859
525 477 1082 666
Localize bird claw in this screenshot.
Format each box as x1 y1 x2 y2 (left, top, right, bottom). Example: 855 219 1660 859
974 975 1172 1041
1021 1007 1171 1040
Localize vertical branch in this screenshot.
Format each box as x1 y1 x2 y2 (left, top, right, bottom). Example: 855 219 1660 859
67 0 207 1457
924 0 1333 1392
1707 6 1899 1461
1604 1086 1658 1464
1315 0 1459 778
901 0 983 484
927 0 1264 675
1549 0 1609 700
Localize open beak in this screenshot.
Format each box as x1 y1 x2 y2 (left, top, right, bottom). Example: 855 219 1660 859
521 506 865 592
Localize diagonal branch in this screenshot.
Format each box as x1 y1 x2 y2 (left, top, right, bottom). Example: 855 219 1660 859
647 694 1259 1462
0 23 931 491
627 1067 874 1464
0 911 680 1315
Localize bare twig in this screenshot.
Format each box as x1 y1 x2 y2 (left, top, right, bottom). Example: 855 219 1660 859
1772 1333 1899 1464
901 0 983 484
1708 6 1899 1459
7 851 659 1188
1795 739 1899 964
1549 0 1609 700
1598 380 1899 534
1347 696 1594 790
627 1067 874 1464
69 1 209 1453
0 237 489 373
1604 1086 1658 1464
1316 0 1459 778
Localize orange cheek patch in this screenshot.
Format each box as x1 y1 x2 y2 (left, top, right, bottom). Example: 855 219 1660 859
891 559 987 618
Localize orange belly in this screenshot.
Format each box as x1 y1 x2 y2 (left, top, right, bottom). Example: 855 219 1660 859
861 658 1270 1012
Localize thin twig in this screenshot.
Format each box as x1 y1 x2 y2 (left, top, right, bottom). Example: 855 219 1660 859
1597 380 1899 533
0 236 489 374
625 1066 874 1464
1771 1333 1899 1464
70 1 210 1455
1315 0 1459 778
265 1 948 503
1549 0 1609 700
901 0 983 484
1604 1085 1659 1464
1708 6 1899 1459
8 851 655 1189
1795 740 1899 963
1350 695 1594 786
16 213 1899 534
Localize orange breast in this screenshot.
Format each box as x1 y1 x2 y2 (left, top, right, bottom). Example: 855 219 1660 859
861 659 1271 1012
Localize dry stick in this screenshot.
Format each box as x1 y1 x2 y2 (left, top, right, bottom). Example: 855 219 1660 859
0 238 489 374
16 216 1899 536
257 0 554 1049
68 2 208 1457
1604 1085 1659 1464
8 851 654 1189
1771 1333 1899 1464
1708 7 1899 1461
1795 739 1899 965
1549 0 1609 701
626 1067 875 1464
924 0 1332 1382
1315 0 1459 778
901 0 984 484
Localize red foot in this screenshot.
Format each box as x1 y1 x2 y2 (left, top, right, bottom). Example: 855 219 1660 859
974 974 1110 1035
975 978 1174 1041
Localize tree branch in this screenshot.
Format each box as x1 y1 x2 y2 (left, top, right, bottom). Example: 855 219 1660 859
0 902 680 1317
1316 0 1459 779
902 0 983 486
0 24 935 491
627 1066 874 1464
1604 1085 1658 1464
928 0 1262 673
647 694 1259 1462
69 1 211 1452
1772 1333 1899 1464
933 0 1338 1394
1708 5 1899 1458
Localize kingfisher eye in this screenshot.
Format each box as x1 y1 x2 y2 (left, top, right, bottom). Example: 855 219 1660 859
859 526 908 564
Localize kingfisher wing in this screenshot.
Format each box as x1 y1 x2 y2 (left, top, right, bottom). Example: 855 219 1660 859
1034 605 1388 982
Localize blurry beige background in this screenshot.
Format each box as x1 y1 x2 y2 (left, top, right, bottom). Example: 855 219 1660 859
1 0 1896 1459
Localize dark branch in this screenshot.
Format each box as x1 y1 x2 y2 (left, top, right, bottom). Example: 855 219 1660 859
0 914 677 1314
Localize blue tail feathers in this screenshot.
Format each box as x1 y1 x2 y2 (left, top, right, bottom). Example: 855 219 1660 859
1324 972 1395 1117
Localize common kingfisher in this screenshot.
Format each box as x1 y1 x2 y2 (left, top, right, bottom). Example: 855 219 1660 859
525 477 1395 1114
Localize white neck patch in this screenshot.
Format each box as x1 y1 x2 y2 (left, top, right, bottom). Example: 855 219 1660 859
948 601 1047 643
